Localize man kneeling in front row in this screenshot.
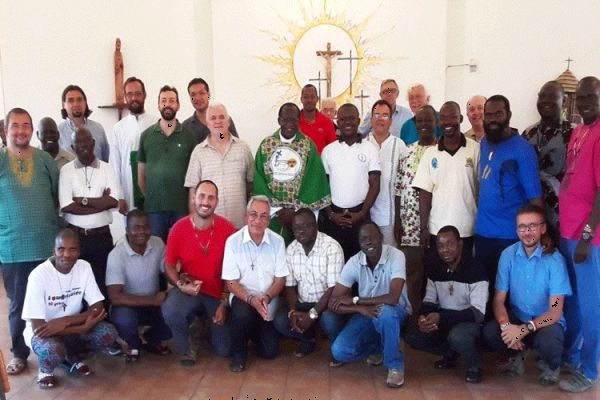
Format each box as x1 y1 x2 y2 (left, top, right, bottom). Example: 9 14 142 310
483 204 571 386
328 221 411 388
22 228 118 389
404 225 488 383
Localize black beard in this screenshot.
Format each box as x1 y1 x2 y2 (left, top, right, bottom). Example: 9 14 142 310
160 107 176 121
128 102 145 115
484 120 509 143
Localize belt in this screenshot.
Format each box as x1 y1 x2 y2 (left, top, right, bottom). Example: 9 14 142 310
68 224 111 236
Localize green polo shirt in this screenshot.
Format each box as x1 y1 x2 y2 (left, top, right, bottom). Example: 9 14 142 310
138 122 198 214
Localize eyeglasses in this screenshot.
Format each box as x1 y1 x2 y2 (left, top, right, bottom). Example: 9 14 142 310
517 222 545 232
373 113 390 120
381 88 398 95
247 211 269 222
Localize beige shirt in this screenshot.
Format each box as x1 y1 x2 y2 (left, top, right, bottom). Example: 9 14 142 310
465 128 483 143
54 148 75 170
184 136 254 228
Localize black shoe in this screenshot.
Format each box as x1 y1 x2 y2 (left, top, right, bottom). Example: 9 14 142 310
465 367 482 384
229 356 246 373
434 356 457 370
293 341 316 358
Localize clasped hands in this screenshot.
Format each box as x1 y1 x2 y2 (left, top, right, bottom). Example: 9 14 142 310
330 210 366 229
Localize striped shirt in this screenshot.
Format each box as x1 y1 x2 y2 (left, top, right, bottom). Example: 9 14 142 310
286 232 344 303
184 136 254 229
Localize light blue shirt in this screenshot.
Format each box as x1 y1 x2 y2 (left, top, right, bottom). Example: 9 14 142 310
338 245 412 314
359 104 413 138
496 242 571 327
58 118 110 162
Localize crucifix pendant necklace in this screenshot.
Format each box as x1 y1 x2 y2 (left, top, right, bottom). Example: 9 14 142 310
249 244 260 271
83 166 94 190
190 216 214 256
54 264 74 311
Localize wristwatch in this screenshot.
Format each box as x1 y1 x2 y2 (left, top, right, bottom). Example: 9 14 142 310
81 197 89 206
526 321 536 333
352 296 360 305
582 224 594 241
309 307 319 320
500 322 511 331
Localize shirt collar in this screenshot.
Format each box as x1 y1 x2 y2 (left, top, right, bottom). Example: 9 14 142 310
123 236 154 257
74 158 100 169
516 242 543 260
200 134 239 148
437 133 467 151
359 245 390 269
367 132 392 149
278 129 296 144
67 117 88 131
241 226 271 246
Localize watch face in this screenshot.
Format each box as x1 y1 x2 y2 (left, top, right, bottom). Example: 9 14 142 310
82 197 88 206
583 232 591 240
527 322 535 332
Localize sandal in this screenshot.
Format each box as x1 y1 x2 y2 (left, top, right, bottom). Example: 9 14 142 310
6 357 26 375
61 360 91 376
125 349 140 363
142 343 172 356
37 372 57 389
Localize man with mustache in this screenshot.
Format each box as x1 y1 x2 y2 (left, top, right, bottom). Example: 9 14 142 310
37 117 74 170
138 85 198 241
413 101 480 258
110 77 157 215
1 108 61 376
405 225 488 384
523 81 574 242
475 95 542 312
58 85 110 162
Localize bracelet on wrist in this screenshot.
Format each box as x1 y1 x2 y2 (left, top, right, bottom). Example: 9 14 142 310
265 294 272 303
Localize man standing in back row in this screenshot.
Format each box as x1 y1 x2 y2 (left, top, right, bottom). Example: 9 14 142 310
138 85 198 242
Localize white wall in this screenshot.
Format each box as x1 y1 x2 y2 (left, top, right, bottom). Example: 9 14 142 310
447 0 600 132
0 0 214 145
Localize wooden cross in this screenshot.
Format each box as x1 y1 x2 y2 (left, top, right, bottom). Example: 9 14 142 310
339 49 362 95
316 42 342 98
565 57 574 70
99 38 127 120
309 71 328 107
354 89 370 116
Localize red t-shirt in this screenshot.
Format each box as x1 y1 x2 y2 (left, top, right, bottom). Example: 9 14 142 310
299 110 337 154
166 214 237 298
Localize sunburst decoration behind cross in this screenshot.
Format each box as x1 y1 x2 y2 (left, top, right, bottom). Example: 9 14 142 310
256 0 390 106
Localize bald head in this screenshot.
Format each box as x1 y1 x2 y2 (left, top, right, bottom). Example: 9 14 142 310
55 228 80 249
466 95 486 130
38 117 60 156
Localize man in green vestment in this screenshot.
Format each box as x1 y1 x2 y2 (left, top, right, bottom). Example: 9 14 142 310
253 103 331 243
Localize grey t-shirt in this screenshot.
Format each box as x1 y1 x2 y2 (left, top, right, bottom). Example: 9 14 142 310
106 236 165 296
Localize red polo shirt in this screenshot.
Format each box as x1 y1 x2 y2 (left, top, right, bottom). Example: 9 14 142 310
166 214 237 299
299 110 337 154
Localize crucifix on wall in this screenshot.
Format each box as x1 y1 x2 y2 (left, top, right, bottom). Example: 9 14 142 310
309 71 328 106
316 42 342 98
354 89 370 117
99 38 127 120
339 49 362 95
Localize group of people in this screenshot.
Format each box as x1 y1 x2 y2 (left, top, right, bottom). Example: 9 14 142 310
0 73 598 393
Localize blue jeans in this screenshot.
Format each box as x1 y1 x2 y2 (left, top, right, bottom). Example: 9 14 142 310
331 304 407 370
161 288 232 356
474 235 518 318
274 302 346 345
148 211 186 243
1 260 41 360
561 238 600 380
111 306 172 350
483 317 564 370
405 322 483 368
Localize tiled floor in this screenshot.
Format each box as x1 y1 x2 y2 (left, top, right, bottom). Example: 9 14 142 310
1 277 598 400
